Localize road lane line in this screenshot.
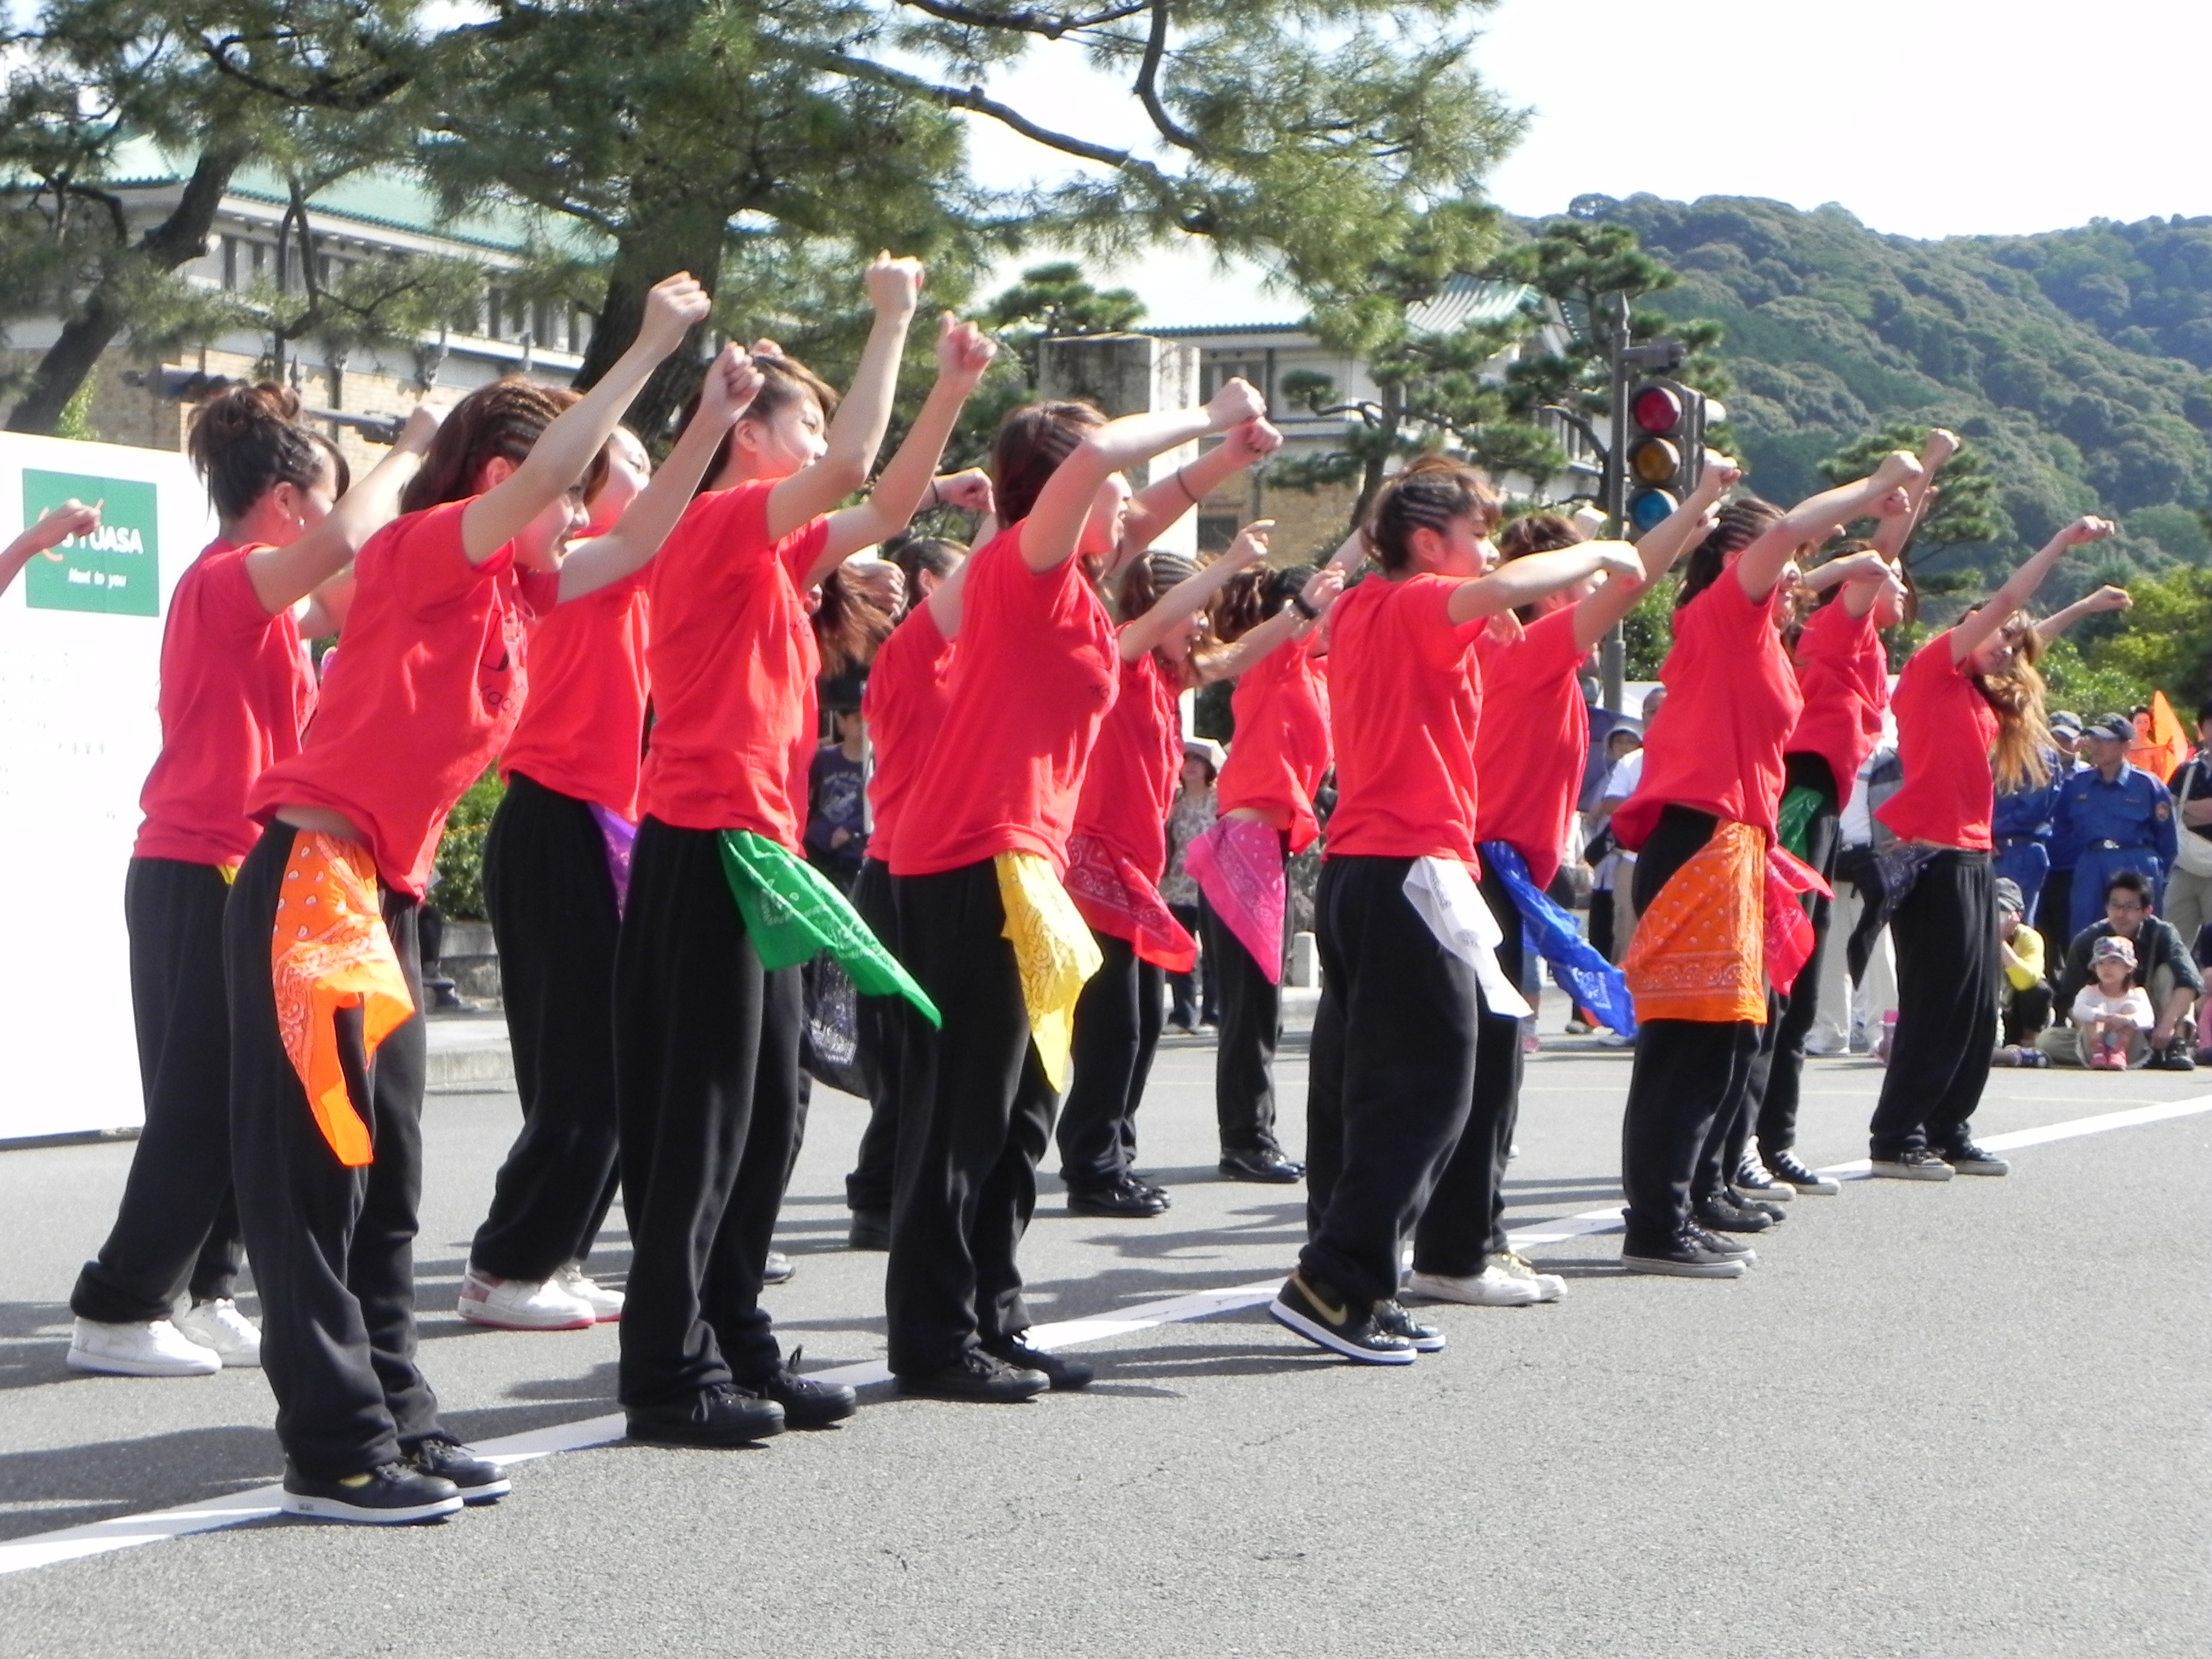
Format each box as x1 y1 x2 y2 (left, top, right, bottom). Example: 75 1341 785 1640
6 1090 2206 1578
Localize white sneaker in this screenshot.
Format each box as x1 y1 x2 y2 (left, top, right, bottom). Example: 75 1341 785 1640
554 1262 624 1322
1405 1265 1541 1307
1484 1250 1567 1302
172 1298 263 1367
456 1265 595 1331
67 1316 221 1378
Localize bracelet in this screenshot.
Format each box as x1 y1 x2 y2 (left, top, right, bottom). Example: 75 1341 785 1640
1173 466 1201 506
1290 592 1319 621
926 479 941 509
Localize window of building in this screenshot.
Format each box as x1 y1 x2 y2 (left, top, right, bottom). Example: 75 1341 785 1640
1199 349 1272 407
221 236 238 289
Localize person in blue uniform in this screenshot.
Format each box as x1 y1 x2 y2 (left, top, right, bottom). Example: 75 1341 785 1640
1991 767 2062 925
2036 711 2086 942
2053 714 2178 940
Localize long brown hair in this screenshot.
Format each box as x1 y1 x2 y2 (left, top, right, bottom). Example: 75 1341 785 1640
187 382 347 520
1977 608 2052 791
1366 455 1500 574
696 352 841 491
400 380 594 514
991 400 1105 528
813 563 897 677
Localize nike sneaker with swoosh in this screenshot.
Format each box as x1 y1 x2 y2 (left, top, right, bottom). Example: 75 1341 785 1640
1269 1272 1417 1364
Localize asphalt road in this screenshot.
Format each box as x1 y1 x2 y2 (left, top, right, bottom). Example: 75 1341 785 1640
2 1002 2207 1657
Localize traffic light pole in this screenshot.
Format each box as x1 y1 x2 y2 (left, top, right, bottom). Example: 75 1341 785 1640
1597 298 1693 714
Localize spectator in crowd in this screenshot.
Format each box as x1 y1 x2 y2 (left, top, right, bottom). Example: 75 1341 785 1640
1581 722 1642 970
1992 876 2053 1065
1162 737 1222 1033
2053 714 2177 938
2039 869 2202 1067
2068 936 2156 1070
803 703 871 892
2033 709 2088 936
2159 699 2212 950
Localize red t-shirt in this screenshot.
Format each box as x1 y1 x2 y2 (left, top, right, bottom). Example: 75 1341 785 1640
1786 597 1889 798
862 603 957 853
1876 630 1997 850
135 539 317 865
1472 606 1589 888
1216 639 1333 854
249 500 559 900
1322 574 1487 866
888 524 1119 877
499 571 649 819
637 481 830 848
1614 574 1803 850
1071 649 1182 878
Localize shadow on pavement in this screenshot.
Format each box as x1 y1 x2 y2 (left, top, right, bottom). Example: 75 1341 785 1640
0 1424 278 1541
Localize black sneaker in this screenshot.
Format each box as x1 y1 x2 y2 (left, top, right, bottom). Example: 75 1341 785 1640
985 1331 1094 1391
1765 1149 1842 1195
1218 1147 1305 1184
762 1250 796 1285
1268 1272 1416 1365
404 1437 510 1504
1870 1147 1955 1181
1939 1138 2013 1177
1693 1193 1775 1233
2147 1042 2197 1072
1066 1175 1169 1218
625 1381 787 1447
1373 1299 1447 1353
1684 1222 1758 1262
280 1460 461 1525
1733 1158 1795 1200
896 1348 1050 1403
1128 1174 1173 1207
1619 1228 1746 1279
748 1347 859 1428
848 1208 890 1251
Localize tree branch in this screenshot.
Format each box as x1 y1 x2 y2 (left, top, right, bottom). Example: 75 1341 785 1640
1133 0 1201 152
892 1 1148 37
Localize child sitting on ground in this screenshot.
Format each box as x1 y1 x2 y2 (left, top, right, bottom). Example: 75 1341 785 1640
2071 935 2155 1070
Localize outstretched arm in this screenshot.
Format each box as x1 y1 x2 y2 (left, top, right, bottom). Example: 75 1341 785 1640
805 315 997 586
1874 427 1957 561
554 346 763 603
2037 584 2131 641
244 406 443 614
1449 541 1644 626
1119 417 1282 554
1572 454 1740 649
1020 378 1267 574
1734 451 1923 602
1949 517 2117 663
765 254 925 543
1199 560 1347 683
1120 521 1270 662
0 500 101 601
461 272 709 565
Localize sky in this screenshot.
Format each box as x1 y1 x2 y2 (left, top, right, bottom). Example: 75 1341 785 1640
961 0 2212 327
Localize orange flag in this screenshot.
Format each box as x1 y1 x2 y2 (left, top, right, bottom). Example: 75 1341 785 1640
2130 691 2190 784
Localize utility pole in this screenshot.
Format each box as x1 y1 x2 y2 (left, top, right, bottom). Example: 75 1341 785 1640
1597 295 1692 713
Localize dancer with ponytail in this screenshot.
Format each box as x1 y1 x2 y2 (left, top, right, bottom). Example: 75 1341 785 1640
66 388 436 1380
614 261 996 1447
228 273 711 1524
1056 524 1344 1218
1866 513 2115 1180
885 377 1270 1402
1610 452 1922 1278
1272 458 1641 1362
1408 469 1730 1311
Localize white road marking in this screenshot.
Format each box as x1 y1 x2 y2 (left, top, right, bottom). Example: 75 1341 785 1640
5 1091 2205 1578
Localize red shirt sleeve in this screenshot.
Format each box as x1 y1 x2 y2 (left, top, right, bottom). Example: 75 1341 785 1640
384 499 510 618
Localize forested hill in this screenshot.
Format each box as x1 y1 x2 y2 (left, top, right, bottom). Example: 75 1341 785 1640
1579 195 2212 595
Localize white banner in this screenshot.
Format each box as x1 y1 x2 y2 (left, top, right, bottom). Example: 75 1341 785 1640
0 433 213 1141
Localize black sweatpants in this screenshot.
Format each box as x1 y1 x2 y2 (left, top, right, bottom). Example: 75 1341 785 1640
1166 900 1215 1025
225 824 440 1479
471 773 622 1282
845 856 905 1215
613 817 802 1407
1410 859 1524 1276
1618 808 1761 1246
1744 752 1842 1164
1204 835 1289 1158
1869 850 1997 1157
72 859 246 1324
886 861 1057 1376
1302 856 1481 1308
1056 933 1165 1188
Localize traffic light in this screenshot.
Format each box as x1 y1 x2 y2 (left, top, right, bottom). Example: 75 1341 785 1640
1621 377 1719 536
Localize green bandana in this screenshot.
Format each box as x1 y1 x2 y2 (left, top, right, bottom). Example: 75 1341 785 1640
715 831 941 1027
1775 785 1822 864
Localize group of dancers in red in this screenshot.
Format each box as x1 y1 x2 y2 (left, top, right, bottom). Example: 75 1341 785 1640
31 252 2113 1525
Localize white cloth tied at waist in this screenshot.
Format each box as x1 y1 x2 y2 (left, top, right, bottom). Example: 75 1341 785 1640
1401 856 1533 1021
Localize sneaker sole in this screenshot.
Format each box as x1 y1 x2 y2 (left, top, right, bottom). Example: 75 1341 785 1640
1619 1253 1746 1279
454 1477 512 1504
891 1379 1050 1403
1946 1162 2011 1177
1267 1297 1417 1364
1780 1178 1842 1195
624 1416 789 1446
456 1302 596 1332
280 1490 463 1525
1735 1184 1795 1201
1404 1273 1540 1309
65 1347 220 1378
1869 1162 1954 1181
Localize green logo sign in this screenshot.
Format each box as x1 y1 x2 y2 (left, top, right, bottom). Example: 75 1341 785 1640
21 469 161 617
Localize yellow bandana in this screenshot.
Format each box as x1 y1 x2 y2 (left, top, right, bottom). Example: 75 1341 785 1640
994 851 1104 1091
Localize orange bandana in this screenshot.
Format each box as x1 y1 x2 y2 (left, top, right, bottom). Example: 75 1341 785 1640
1623 820 1769 1025
270 833 415 1166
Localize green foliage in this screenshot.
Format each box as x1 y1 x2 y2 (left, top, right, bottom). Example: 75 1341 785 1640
2076 566 2212 710
2040 635 2148 719
1620 573 1680 680
1817 424 2003 595
432 771 506 922
53 380 97 441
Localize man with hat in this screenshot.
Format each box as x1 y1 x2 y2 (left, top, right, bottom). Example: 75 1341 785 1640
2051 712 2177 939
2029 711 2086 937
